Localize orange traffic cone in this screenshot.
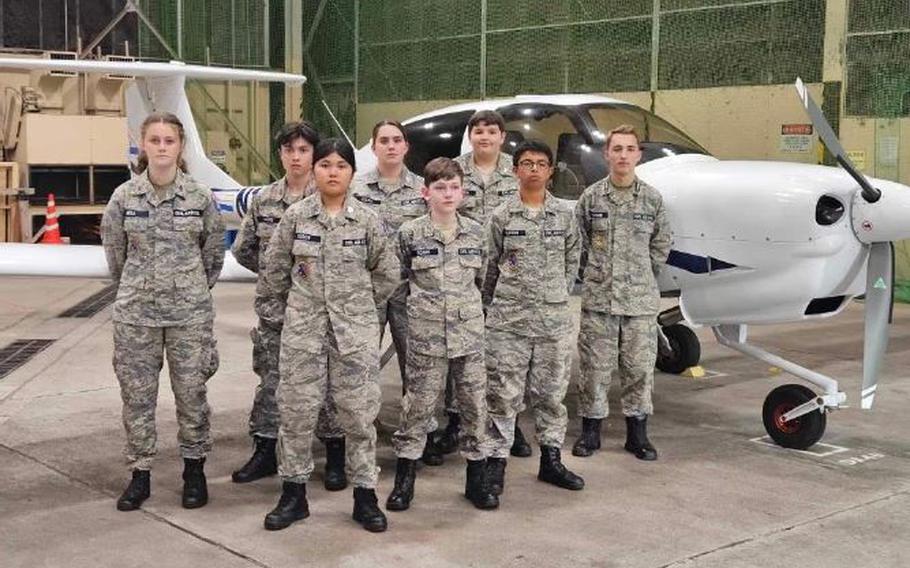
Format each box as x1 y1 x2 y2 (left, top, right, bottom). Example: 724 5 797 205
40 193 64 244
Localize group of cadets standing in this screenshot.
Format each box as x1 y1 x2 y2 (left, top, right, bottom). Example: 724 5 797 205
100 107 670 534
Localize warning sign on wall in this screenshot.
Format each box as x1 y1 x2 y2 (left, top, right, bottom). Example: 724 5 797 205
780 124 814 153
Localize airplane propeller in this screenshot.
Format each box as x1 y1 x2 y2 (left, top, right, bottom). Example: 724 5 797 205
794 78 893 409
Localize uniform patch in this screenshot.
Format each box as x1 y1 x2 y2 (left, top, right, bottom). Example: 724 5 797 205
296 262 310 279
294 233 321 242
466 189 478 196
400 198 425 206
124 209 150 218
633 213 655 222
544 229 566 237
503 229 526 237
592 233 607 250
590 211 609 219
497 189 516 196
458 247 482 256
256 215 280 224
342 238 367 247
173 209 203 218
506 251 519 269
353 194 382 205
413 248 439 257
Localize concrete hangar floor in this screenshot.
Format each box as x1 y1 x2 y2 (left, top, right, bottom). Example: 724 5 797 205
1 276 908 568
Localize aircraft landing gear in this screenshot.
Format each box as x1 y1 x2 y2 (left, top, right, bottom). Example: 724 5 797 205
762 384 827 450
656 324 701 373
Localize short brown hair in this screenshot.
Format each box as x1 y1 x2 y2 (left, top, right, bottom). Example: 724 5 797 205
423 157 464 185
467 109 505 132
605 124 641 148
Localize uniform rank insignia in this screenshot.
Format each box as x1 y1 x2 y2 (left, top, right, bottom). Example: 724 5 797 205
632 213 655 222
592 233 607 250
544 229 566 237
173 209 203 217
401 198 425 206
124 209 149 218
590 211 609 219
342 237 367 246
354 194 382 205
256 215 280 224
295 233 321 242
503 229 526 237
413 248 439 257
458 247 482 256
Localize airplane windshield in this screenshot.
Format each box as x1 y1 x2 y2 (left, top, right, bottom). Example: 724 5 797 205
582 104 709 160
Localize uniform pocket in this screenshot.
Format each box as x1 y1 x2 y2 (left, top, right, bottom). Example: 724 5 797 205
459 302 483 321
123 216 149 233
292 240 321 258
174 216 204 233
412 253 442 271
458 254 482 269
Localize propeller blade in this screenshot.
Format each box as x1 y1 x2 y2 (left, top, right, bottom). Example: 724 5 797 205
861 242 894 409
794 78 881 203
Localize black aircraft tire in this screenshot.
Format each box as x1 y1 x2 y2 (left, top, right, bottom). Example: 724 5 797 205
656 324 701 374
762 384 827 450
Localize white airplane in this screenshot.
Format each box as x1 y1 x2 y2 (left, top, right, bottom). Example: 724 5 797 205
1 57 907 450
0 56 305 281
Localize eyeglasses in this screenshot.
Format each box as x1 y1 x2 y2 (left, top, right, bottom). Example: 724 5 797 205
518 160 551 171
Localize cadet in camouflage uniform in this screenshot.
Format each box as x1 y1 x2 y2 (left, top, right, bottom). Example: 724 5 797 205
438 109 531 459
101 112 224 512
483 140 584 496
572 125 671 461
261 139 399 533
230 122 347 490
385 157 498 513
350 120 443 466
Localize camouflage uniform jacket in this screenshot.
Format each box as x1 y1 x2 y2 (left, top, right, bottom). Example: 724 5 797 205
349 167 426 240
482 192 580 337
397 214 486 358
455 152 518 225
574 176 671 316
262 194 401 355
101 170 225 326
231 177 308 326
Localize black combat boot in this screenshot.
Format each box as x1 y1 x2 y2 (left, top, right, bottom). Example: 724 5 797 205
420 432 443 466
434 411 460 455
232 435 277 483
571 417 602 457
264 481 309 530
352 487 388 532
538 446 585 490
486 457 507 496
464 459 499 510
116 469 150 511
323 437 348 491
385 458 417 511
510 422 532 457
624 416 658 461
182 457 208 509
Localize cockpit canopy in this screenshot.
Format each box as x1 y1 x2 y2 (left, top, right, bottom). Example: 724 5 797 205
403 102 709 200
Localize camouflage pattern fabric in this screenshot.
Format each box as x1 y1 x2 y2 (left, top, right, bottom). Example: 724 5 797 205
485 328 573 457
112 321 216 470
577 312 657 418
392 350 486 461
455 152 518 227
101 170 225 327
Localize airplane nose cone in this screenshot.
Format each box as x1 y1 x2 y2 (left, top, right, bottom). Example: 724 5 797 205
851 179 910 243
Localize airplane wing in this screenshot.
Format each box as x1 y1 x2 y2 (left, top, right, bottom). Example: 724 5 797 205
0 243 255 282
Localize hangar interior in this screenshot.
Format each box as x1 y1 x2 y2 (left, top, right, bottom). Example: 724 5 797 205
0 0 908 299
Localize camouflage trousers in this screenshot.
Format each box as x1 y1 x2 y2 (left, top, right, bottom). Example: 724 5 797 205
577 310 657 418
248 322 342 440
378 285 409 392
486 329 572 457
392 350 487 461
113 321 216 470
277 328 382 488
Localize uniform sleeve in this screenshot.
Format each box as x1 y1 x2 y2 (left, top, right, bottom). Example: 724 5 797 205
564 210 581 293
201 194 226 288
650 194 671 277
397 227 414 282
367 218 402 307
481 214 502 306
574 189 592 278
100 189 126 284
231 196 260 273
261 211 296 327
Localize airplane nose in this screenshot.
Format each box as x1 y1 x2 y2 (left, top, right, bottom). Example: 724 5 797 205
852 179 910 243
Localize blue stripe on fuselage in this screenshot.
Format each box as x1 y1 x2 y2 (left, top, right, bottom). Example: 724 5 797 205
666 250 738 274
